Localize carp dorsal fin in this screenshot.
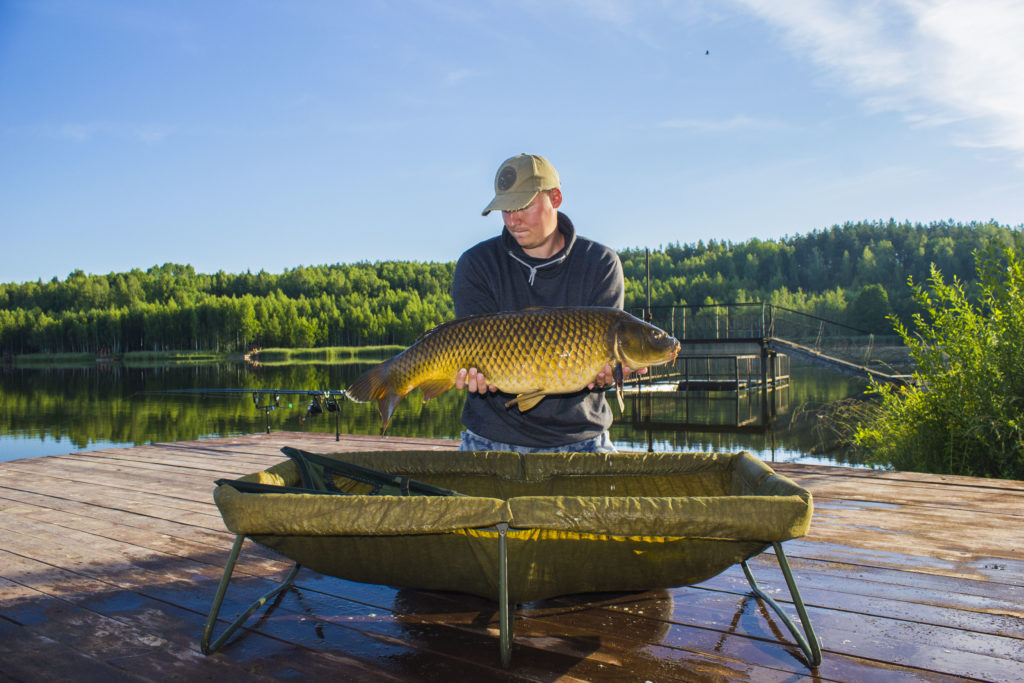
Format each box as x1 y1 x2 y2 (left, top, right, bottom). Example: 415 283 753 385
505 390 546 412
418 378 454 402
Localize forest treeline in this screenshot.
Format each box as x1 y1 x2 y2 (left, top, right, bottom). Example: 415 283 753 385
2 219 1020 354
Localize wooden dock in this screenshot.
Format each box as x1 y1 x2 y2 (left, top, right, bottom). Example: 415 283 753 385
0 432 1021 682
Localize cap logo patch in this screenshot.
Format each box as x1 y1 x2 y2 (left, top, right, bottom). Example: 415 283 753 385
497 165 517 191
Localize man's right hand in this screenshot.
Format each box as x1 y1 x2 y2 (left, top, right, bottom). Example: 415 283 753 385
455 368 497 395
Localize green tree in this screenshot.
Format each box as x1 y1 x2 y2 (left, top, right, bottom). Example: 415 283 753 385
853 243 1024 479
848 284 891 333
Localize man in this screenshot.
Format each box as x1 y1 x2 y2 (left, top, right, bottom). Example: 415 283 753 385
451 153 643 453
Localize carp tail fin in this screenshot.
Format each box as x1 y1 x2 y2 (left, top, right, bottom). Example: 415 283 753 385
346 361 404 434
377 392 403 435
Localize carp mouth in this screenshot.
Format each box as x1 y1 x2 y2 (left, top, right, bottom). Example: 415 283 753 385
616 326 680 370
654 337 681 367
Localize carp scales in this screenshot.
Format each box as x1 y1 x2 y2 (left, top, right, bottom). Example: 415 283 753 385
346 306 680 433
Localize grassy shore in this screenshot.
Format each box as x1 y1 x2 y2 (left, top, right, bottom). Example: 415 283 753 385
11 352 101 368
253 345 403 365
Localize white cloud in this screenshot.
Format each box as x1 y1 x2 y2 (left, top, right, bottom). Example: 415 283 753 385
733 0 1024 157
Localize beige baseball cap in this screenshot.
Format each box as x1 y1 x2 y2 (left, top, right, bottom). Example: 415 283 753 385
481 153 560 216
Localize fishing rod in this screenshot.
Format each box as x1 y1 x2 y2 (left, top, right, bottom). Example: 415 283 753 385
139 388 350 439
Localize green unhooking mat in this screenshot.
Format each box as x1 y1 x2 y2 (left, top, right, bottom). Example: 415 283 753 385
213 448 813 604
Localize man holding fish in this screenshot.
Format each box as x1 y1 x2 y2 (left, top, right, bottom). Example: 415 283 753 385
451 153 651 453
347 154 679 446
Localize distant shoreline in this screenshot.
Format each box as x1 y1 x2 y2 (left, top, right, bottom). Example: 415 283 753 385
6 345 404 367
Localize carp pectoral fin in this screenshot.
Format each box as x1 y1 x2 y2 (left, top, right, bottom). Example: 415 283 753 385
505 390 546 412
614 362 625 412
418 378 454 402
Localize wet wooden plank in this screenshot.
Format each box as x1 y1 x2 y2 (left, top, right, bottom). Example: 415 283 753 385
0 472 224 525
1 431 1022 682
0 524 679 681
0 576 271 682
65 448 279 474
801 509 1024 578
737 555 1024 628
776 473 1024 518
0 485 288 580
0 532 524 681
775 461 1024 492
0 615 142 683
0 458 236 500
681 572 1024 679
0 551 413 682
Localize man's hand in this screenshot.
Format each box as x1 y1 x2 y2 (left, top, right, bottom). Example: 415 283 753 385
588 364 647 390
455 367 498 395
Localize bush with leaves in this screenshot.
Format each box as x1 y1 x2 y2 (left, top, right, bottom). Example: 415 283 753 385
854 242 1024 479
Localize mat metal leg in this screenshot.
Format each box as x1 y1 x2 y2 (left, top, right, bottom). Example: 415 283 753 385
201 534 302 655
496 523 513 667
742 541 822 667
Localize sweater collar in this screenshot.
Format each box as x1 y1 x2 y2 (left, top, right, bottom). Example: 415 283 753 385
502 212 576 285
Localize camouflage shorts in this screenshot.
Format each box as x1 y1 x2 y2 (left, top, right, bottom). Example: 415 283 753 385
458 429 616 454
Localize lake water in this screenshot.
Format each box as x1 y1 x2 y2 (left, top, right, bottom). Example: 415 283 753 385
0 359 873 466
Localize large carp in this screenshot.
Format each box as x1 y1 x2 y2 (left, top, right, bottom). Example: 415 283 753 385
346 306 680 433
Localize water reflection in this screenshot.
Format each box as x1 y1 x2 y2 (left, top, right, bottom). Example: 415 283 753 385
0 361 868 465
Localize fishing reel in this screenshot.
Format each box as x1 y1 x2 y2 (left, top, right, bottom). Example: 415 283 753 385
302 393 342 419
305 397 324 417
251 392 282 409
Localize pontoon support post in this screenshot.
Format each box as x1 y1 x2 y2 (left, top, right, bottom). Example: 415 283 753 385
201 534 302 655
742 541 822 667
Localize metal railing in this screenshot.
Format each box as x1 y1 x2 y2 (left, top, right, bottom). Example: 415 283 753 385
633 302 899 371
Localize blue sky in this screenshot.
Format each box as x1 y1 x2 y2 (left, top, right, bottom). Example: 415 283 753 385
2 0 1023 284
